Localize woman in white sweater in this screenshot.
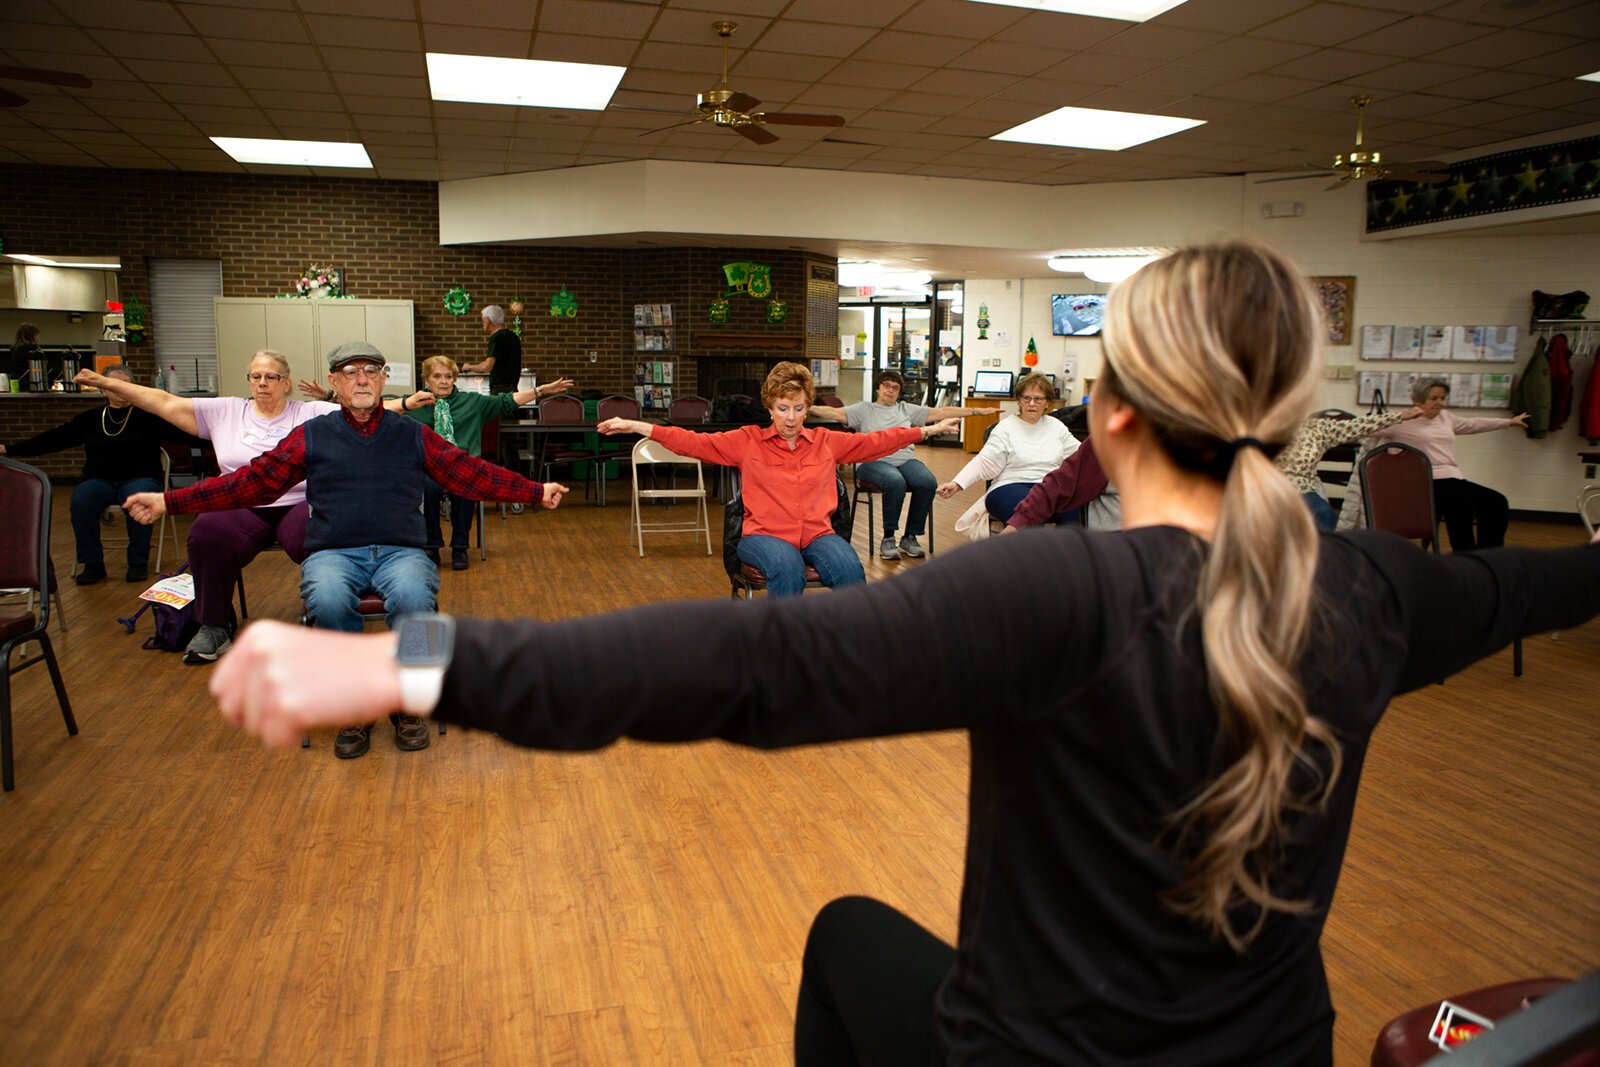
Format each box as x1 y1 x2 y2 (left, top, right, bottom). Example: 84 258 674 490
937 373 1079 523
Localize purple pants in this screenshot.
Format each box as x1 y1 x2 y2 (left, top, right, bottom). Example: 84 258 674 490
187 504 310 626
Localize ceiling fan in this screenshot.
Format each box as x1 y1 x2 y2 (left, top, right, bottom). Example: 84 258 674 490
638 21 845 145
1257 94 1448 190
0 64 93 109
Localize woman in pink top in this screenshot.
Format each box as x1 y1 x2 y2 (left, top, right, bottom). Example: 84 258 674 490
1371 376 1529 551
599 361 957 596
77 351 426 662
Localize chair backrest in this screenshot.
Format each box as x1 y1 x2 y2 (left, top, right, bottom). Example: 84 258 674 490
1580 484 1600 537
0 458 52 617
668 395 711 423
596 394 641 422
633 438 700 469
539 394 585 423
1361 442 1438 550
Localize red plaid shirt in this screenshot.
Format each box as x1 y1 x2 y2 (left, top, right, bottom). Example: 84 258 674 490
165 406 543 514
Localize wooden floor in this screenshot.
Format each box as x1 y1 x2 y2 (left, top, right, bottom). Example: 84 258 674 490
1 447 1595 1066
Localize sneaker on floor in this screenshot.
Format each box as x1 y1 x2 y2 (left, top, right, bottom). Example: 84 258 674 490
335 725 371 759
125 565 148 583
898 535 926 558
393 714 430 751
183 624 233 664
451 548 469 571
879 537 901 561
74 563 106 586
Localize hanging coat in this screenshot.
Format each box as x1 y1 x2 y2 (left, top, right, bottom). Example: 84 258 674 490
1511 335 1551 438
1546 332 1573 432
1580 355 1600 445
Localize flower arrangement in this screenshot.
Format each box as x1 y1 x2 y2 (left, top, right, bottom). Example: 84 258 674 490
295 264 343 298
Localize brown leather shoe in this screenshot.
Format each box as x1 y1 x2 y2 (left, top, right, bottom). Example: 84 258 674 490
393 714 430 751
334 725 371 759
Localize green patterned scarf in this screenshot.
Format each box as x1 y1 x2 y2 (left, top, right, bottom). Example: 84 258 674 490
434 395 456 446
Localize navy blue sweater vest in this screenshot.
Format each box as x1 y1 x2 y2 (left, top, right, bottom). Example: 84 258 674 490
303 411 428 552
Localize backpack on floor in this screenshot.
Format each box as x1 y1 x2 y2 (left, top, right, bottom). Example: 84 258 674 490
142 599 199 652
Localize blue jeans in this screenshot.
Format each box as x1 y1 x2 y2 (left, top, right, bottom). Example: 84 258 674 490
856 458 936 537
70 476 161 567
737 533 863 597
1301 492 1338 532
985 482 1077 526
299 545 439 633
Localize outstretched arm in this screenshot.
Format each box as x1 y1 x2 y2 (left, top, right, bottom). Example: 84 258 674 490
75 369 198 435
926 405 998 420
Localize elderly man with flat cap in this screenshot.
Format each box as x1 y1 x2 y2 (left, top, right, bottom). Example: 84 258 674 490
125 341 568 759
460 304 522 394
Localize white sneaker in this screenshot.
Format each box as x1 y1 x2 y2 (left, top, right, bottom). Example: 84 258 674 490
183 624 232 665
899 535 925 558
879 537 901 560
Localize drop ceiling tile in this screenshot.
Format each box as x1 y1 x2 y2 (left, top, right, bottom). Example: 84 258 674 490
825 61 932 91
178 103 271 125
756 20 877 57
3 22 107 52
906 68 1019 98
988 11 1125 51
1495 81 1600 110
112 116 200 136
417 0 536 30
866 145 943 163
207 40 321 68
1094 23 1229 62
1251 3 1405 46
736 50 838 81
909 163 980 178
1182 36 1316 73
947 41 1064 78
1266 48 1396 82
1075 86 1193 114
1340 17 1495 58
176 5 308 43
650 10 771 45
992 77 1101 107
845 157 920 174
154 83 257 107
884 131 973 152
861 31 974 67
119 59 238 87
248 88 330 110
619 69 716 95
1124 63 1241 95
1038 51 1162 84
231 67 325 92
882 89 971 116
1205 72 1323 102
1356 59 1484 93
1425 101 1537 127
348 97 432 119
956 96 1069 124
86 29 214 64
304 14 421 51
299 0 413 14
1501 42 1600 80
539 0 663 38
1521 3 1600 38
332 72 429 98
633 41 725 74
1426 28 1574 67
1428 70 1556 100
361 128 436 145
529 33 637 66
783 0 918 24
319 48 427 77
417 25 529 57
904 0 1033 35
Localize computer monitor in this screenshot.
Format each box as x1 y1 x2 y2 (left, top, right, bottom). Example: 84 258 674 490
973 369 1013 397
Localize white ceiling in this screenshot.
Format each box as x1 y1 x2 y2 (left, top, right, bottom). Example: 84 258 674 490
2 0 1598 276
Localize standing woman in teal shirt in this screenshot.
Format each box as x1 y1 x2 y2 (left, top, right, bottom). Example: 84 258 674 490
404 356 572 570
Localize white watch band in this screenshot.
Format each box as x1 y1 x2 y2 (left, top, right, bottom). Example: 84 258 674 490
397 665 445 715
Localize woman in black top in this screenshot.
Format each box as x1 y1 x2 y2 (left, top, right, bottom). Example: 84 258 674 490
6 321 43 383
211 243 1600 1065
0 364 188 584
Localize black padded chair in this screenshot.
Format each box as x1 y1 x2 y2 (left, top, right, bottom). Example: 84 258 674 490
0 458 78 791
723 472 853 598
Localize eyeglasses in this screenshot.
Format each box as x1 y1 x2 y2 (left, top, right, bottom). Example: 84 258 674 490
336 364 386 379
1019 395 1049 405
246 373 286 383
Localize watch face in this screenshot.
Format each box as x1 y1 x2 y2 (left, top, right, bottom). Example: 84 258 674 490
397 615 454 667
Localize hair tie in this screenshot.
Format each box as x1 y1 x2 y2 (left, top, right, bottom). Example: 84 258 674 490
1226 437 1270 457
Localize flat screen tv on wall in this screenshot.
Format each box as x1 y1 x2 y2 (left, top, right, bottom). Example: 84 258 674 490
1051 293 1107 336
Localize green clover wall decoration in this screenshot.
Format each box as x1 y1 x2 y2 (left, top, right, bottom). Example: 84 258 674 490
444 286 472 316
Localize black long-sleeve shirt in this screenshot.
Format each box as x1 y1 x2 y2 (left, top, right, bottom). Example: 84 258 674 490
5 404 196 483
433 528 1600 1065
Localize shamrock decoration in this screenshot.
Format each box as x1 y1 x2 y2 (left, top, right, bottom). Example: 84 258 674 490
549 288 578 318
765 299 788 324
444 286 472 316
707 298 731 324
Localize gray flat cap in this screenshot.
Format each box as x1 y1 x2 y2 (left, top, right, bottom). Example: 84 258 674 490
327 340 387 371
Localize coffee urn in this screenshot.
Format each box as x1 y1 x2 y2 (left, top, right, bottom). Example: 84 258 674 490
26 358 49 393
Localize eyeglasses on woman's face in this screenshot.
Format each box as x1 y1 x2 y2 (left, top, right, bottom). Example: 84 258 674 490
1019 394 1049 405
247 372 287 384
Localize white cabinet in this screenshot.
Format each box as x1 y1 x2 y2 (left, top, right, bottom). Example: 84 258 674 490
213 298 414 399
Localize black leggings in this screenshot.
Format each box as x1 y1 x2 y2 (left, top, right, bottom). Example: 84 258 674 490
795 896 955 1067
1432 477 1508 551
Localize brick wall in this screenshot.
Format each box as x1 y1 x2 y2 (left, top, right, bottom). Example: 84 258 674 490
1 166 834 414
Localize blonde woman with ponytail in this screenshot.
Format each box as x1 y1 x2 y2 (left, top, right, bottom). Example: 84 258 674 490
212 243 1600 1066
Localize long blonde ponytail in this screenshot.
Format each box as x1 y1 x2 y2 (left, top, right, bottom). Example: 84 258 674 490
1101 242 1343 951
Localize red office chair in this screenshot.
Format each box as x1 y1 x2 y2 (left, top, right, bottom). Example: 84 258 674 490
0 458 78 791
1362 443 1522 676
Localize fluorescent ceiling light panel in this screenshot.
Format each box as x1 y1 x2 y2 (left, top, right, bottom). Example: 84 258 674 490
210 137 372 168
7 254 123 269
1579 70 1600 83
964 0 1188 21
426 53 625 109
992 106 1204 150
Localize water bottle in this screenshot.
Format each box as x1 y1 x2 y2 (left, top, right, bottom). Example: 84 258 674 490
153 366 165 391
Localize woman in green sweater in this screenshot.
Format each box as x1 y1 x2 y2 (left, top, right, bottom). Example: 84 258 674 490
406 356 572 570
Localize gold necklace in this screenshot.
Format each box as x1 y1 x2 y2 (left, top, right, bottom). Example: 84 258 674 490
102 405 132 437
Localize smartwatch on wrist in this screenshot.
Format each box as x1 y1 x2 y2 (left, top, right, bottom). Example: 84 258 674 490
393 612 456 715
